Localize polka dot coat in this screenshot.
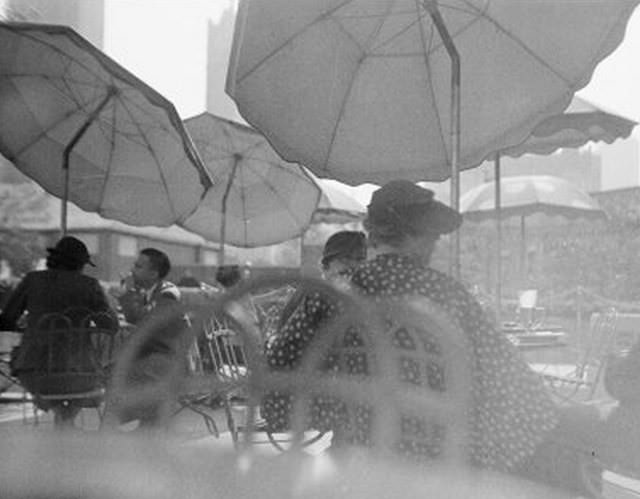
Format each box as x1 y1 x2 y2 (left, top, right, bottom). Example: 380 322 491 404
263 254 559 472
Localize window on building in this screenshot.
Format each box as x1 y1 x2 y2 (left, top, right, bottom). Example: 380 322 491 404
118 235 137 257
202 249 219 266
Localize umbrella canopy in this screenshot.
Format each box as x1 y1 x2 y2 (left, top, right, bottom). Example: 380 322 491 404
226 0 637 186
461 175 606 289
485 97 635 320
460 175 606 221
181 112 322 257
502 96 637 159
0 22 211 232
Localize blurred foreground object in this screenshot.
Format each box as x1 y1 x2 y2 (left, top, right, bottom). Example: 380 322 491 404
0 429 572 499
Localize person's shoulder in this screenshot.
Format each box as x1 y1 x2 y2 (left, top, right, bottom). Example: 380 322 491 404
19 270 49 286
73 272 102 286
158 280 181 301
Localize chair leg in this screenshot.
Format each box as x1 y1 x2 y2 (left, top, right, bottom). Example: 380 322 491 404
52 402 80 429
223 398 238 447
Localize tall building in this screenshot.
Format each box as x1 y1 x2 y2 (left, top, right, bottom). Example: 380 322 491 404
598 136 640 191
6 0 105 48
206 5 241 121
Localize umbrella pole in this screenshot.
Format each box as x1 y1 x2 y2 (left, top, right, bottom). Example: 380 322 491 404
423 1 461 278
494 153 502 327
520 215 527 285
61 88 116 235
220 154 242 266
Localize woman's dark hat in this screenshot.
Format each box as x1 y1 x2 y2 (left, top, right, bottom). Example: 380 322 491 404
46 236 95 267
367 180 462 236
322 231 367 266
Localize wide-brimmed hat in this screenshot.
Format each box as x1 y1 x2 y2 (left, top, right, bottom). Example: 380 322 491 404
321 231 367 266
46 236 95 267
366 180 462 236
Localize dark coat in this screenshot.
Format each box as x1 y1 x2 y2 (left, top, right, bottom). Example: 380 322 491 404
0 269 118 373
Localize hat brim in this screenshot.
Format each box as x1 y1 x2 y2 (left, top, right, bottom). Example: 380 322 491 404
46 247 96 267
426 200 463 235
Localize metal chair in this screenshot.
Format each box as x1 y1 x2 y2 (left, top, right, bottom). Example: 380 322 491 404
176 315 250 438
213 275 473 463
14 310 117 428
537 308 618 404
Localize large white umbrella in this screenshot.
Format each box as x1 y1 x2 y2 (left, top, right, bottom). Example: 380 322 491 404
461 175 606 293
226 0 637 274
181 112 322 263
0 23 212 233
226 0 637 185
487 96 636 321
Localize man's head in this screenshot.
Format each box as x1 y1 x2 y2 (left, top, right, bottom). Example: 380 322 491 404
215 265 242 289
321 231 367 281
132 248 171 288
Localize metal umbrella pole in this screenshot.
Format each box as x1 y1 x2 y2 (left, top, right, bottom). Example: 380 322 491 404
494 152 502 326
219 153 242 266
61 87 116 235
423 0 461 278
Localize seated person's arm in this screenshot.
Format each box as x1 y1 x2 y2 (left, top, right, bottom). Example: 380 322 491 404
89 280 120 331
117 288 147 325
0 275 28 331
265 291 334 370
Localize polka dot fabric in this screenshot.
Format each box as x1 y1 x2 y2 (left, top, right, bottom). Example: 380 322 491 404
263 253 559 472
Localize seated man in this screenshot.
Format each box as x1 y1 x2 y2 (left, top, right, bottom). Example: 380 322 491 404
0 236 118 425
111 247 188 430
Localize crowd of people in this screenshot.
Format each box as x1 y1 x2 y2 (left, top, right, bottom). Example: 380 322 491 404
0 179 638 496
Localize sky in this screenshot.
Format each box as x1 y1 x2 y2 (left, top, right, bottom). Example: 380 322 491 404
103 0 235 118
577 5 640 125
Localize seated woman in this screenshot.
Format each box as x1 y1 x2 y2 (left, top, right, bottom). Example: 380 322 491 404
0 236 118 425
264 181 597 495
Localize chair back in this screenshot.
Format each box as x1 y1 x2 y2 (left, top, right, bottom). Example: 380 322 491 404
20 310 116 404
579 308 618 396
187 315 249 384
212 275 474 465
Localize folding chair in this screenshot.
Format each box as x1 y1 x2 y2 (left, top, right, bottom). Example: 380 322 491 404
537 308 618 404
175 315 250 438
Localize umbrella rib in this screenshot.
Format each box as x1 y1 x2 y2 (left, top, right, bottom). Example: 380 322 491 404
234 0 358 84
9 91 110 159
117 96 178 220
369 0 430 54
456 0 571 85
231 157 317 238
413 0 449 168
236 160 249 245
253 163 317 227
6 29 112 86
320 2 397 172
96 96 119 213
